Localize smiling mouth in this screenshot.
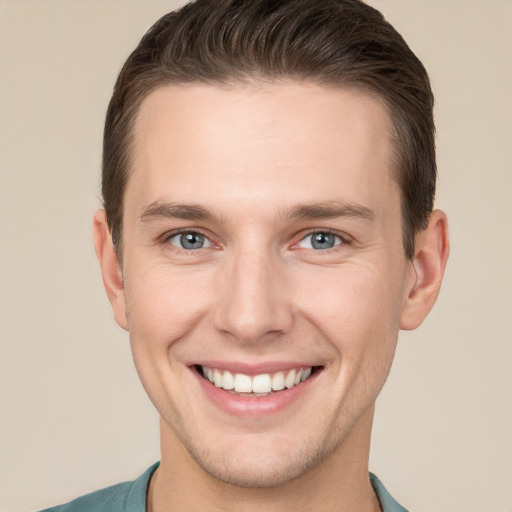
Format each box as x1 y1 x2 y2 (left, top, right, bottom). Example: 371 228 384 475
195 365 321 397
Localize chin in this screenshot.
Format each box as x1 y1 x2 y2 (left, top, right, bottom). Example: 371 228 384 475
183 431 341 489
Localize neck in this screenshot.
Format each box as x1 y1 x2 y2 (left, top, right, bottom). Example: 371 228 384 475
148 406 380 512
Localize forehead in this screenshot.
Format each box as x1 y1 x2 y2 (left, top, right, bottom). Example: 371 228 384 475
127 81 398 221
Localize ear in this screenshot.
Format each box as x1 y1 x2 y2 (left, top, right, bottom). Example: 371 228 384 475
93 209 128 330
400 210 450 330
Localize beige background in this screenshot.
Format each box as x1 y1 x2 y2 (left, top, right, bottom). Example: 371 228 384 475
1 1 511 511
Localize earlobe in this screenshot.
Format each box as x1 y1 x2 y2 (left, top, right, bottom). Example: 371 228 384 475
400 210 450 330
93 209 128 330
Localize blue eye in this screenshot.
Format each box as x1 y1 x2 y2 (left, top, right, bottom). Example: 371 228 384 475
298 231 342 250
168 232 211 250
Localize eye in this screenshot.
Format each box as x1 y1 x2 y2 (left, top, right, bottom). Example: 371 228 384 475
297 231 343 250
167 231 212 250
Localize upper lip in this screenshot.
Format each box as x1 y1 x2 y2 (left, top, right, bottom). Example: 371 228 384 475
190 361 322 376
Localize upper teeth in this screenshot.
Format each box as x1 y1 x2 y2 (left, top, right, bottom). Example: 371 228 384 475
202 366 313 394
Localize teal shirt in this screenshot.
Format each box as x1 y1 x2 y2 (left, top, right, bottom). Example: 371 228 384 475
41 463 408 512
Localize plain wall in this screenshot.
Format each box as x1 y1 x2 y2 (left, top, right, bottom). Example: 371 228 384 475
1 1 511 511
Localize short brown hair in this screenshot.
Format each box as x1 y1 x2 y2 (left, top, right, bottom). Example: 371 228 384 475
103 0 436 259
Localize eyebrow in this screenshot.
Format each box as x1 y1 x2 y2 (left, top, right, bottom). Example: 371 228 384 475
138 200 375 224
285 201 375 221
139 202 218 222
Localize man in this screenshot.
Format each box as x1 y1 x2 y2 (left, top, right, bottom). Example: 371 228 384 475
43 0 449 510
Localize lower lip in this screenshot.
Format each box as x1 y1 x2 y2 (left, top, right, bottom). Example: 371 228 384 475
191 367 321 418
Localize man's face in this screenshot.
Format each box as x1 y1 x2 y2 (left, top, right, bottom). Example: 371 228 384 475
117 82 415 486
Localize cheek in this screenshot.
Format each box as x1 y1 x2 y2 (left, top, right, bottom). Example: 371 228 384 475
294 261 405 368
300 261 403 324
125 264 209 334
123 266 213 414
123 265 215 389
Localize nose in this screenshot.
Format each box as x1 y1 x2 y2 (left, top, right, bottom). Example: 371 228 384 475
213 249 294 344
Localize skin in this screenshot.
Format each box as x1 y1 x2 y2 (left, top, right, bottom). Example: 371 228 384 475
94 82 449 511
